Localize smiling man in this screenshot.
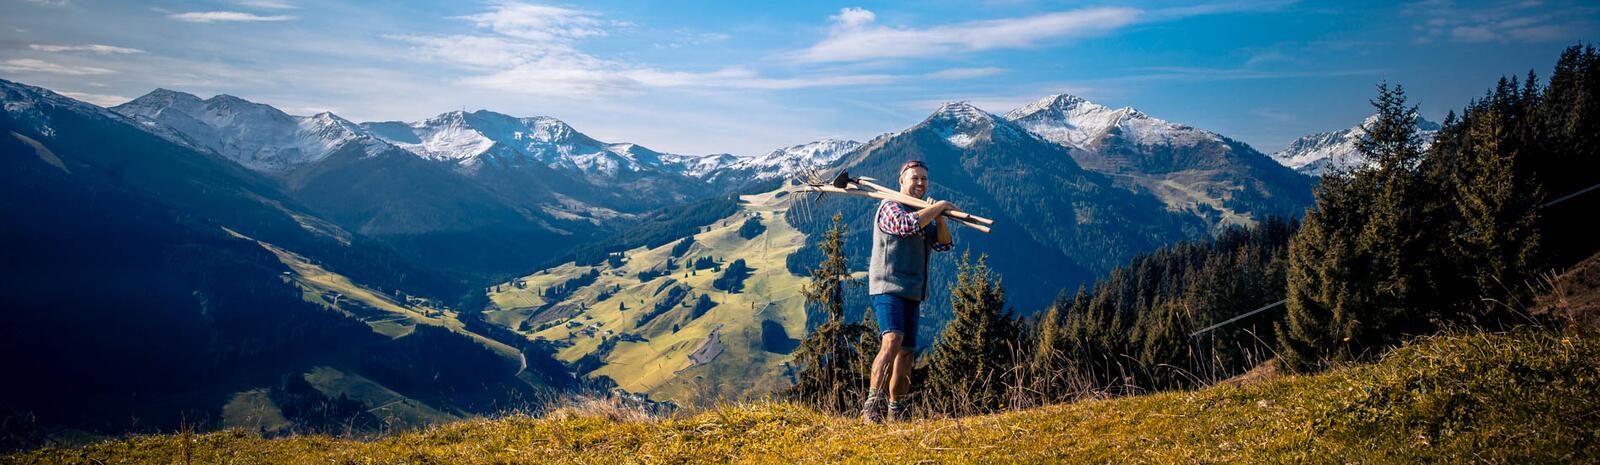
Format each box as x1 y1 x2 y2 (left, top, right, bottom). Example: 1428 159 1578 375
861 159 956 423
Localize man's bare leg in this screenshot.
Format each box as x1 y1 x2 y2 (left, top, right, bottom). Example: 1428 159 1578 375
869 332 902 395
863 332 901 422
890 350 913 400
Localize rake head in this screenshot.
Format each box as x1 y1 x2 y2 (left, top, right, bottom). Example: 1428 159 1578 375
829 170 853 189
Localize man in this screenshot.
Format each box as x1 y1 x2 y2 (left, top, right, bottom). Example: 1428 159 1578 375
861 159 956 423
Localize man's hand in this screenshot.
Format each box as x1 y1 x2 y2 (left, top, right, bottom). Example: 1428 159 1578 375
915 198 961 229
928 199 962 213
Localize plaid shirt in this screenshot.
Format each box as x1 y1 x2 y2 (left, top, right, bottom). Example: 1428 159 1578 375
876 200 954 252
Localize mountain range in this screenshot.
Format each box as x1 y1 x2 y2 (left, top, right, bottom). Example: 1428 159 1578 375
108 89 861 281
1 76 1336 433
1270 114 1442 176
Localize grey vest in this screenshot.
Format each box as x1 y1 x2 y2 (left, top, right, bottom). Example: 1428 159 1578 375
869 200 935 301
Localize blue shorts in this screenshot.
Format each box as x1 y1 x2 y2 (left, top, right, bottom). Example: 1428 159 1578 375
871 294 920 349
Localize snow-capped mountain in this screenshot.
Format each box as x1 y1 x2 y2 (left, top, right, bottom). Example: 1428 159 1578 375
704 138 861 185
1001 93 1314 231
924 101 1035 149
2 79 128 139
1271 114 1442 176
361 110 732 180
1004 94 1232 170
112 89 382 173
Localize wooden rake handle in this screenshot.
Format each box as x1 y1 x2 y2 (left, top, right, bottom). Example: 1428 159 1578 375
851 178 996 226
800 185 993 234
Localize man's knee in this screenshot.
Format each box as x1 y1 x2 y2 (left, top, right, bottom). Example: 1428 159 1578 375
879 331 904 355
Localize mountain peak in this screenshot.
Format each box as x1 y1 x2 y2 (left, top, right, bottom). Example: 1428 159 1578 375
1004 93 1211 150
915 101 1035 149
927 101 994 124
1273 114 1442 176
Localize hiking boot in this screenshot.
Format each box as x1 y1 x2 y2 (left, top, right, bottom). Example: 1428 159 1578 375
860 394 885 424
887 400 911 422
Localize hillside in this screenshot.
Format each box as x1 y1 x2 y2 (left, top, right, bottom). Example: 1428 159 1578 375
0 79 574 443
9 330 1594 463
484 189 811 404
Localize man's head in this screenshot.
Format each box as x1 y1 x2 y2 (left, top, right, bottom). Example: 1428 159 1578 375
898 160 928 199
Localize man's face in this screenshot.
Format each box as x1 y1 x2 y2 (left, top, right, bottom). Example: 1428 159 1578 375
899 166 928 199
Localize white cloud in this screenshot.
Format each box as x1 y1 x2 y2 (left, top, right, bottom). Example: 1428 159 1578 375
790 7 1142 63
396 3 905 98
29 44 146 54
456 3 610 42
831 7 876 28
231 0 297 9
169 11 296 23
1405 0 1587 44
926 67 1006 79
0 58 114 75
60 91 131 106
654 31 732 49
387 34 569 69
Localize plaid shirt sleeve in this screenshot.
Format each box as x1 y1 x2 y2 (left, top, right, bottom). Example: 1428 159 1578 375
876 200 921 237
877 200 954 252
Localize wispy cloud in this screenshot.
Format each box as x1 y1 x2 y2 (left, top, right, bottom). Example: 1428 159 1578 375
0 58 114 75
396 2 905 98
455 3 612 42
790 7 1142 63
654 31 732 49
1405 0 1589 44
231 0 297 9
29 44 146 54
169 11 296 23
925 67 1006 80
60 91 130 106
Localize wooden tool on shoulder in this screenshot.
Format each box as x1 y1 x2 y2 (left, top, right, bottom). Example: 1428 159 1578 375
796 171 995 234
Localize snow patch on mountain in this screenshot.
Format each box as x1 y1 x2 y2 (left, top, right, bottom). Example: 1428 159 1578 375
923 101 1028 149
1004 94 1223 150
715 139 861 181
2 78 132 140
1271 114 1441 176
363 110 726 179
111 89 384 172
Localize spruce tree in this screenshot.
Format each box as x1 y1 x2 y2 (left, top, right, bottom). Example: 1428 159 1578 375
1280 83 1446 371
923 252 1018 414
786 213 870 412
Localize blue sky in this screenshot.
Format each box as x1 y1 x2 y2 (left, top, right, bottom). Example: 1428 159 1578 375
1 0 1594 155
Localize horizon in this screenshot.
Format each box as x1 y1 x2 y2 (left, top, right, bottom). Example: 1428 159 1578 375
1 1 1593 155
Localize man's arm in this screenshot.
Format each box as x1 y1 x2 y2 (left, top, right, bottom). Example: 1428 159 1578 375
934 216 953 250
913 200 956 229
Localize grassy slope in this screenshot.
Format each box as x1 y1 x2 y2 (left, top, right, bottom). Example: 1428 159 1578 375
485 190 811 403
236 228 523 363
12 331 1596 464
213 228 526 431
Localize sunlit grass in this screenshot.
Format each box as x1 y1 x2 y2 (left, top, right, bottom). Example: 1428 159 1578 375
12 330 1595 464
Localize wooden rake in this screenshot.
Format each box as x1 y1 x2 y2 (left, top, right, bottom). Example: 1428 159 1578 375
795 171 995 234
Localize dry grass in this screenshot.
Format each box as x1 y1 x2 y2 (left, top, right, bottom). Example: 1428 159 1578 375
9 329 1596 464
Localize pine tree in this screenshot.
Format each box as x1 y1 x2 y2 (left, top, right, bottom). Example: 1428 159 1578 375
1280 83 1447 371
923 252 1018 414
1030 289 1079 401
786 213 870 412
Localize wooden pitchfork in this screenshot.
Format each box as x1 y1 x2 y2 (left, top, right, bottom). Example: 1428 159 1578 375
796 171 995 234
